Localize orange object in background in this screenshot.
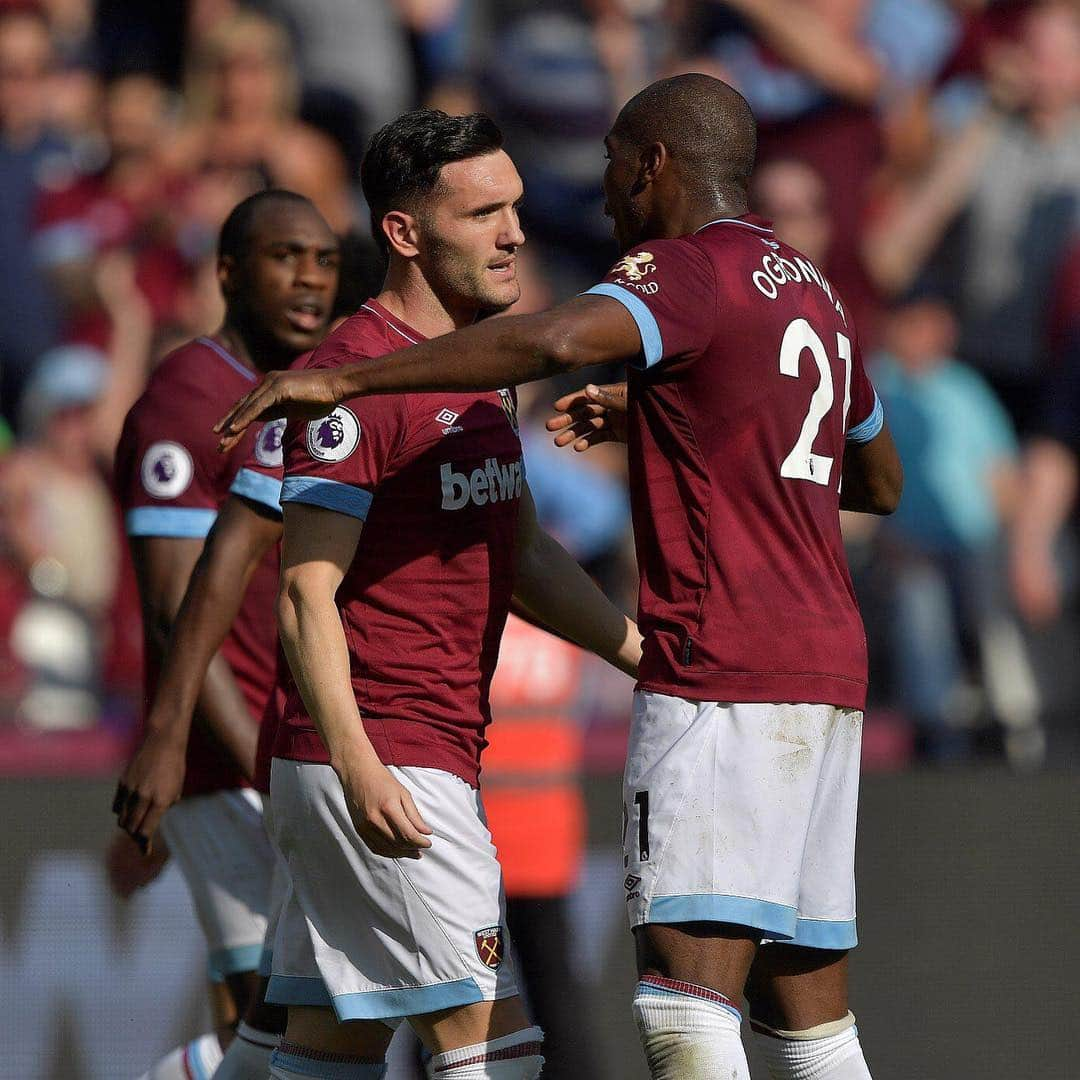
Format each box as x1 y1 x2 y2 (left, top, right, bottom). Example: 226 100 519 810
483 615 587 898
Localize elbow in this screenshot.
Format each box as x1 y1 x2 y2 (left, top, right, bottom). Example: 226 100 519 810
540 314 590 373
872 465 904 515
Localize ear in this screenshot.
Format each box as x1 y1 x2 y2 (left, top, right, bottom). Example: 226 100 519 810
217 255 236 298
382 210 421 259
637 142 669 189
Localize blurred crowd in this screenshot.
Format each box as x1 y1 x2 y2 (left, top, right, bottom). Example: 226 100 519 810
0 0 1077 770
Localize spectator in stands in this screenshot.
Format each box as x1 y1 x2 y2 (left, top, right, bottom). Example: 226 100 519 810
871 296 1043 766
0 6 72 420
175 9 354 233
863 0 1080 434
752 157 832 265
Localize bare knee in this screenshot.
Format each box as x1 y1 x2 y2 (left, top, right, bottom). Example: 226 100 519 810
285 1006 392 1061
409 994 533 1054
745 944 850 1031
635 922 759 1004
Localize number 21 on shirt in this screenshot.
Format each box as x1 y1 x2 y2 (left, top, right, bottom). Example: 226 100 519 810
777 317 852 490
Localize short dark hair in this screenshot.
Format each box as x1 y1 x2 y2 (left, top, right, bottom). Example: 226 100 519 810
218 189 316 262
361 109 504 256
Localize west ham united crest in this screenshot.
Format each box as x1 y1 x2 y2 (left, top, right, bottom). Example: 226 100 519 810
474 925 504 970
498 389 519 434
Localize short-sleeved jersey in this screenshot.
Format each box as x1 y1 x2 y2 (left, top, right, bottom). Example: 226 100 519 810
587 216 883 708
115 337 281 796
275 301 525 787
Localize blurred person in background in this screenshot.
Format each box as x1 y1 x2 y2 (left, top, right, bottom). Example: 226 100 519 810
113 189 339 1080
752 157 833 266
862 0 1080 434
693 0 963 336
0 5 72 421
175 9 354 236
871 296 1043 766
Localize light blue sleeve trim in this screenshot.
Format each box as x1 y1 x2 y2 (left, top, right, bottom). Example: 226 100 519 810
270 1048 386 1079
230 467 283 514
585 283 664 368
280 476 373 521
125 506 217 539
847 393 884 444
647 894 798 939
266 973 334 1008
788 917 858 950
207 942 264 981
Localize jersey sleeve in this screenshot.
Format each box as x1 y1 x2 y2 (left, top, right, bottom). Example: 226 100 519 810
584 238 717 369
845 339 884 444
280 392 409 522
229 418 287 516
118 390 243 539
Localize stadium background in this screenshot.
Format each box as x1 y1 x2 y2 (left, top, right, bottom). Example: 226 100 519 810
0 1 1077 1076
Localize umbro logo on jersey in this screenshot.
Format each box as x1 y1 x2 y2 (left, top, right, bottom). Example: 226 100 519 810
435 408 463 435
440 457 523 510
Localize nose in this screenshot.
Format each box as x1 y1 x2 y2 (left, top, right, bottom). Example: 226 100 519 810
499 207 526 251
296 252 331 289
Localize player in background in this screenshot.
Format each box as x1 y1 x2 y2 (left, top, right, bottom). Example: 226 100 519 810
259 109 640 1080
113 189 340 1079
218 76 904 1080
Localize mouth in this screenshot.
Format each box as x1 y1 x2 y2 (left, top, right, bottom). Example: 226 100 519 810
487 256 517 280
285 300 325 333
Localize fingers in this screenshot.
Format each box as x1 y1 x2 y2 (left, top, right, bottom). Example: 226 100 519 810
353 793 434 861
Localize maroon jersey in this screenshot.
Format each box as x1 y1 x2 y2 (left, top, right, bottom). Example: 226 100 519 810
275 301 524 787
587 216 882 708
115 337 281 796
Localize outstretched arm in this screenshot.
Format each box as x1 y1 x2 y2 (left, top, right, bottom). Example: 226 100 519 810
512 485 641 678
217 295 641 449
114 497 283 849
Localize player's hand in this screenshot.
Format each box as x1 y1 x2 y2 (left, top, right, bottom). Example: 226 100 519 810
546 382 628 452
105 832 170 899
112 732 187 855
215 368 347 454
337 757 434 860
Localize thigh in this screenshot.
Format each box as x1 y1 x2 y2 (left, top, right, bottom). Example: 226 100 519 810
270 759 519 1023
624 693 831 942
745 944 850 1031
160 787 277 980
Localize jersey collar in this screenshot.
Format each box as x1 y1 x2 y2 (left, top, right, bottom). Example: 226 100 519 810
361 300 427 345
693 215 775 236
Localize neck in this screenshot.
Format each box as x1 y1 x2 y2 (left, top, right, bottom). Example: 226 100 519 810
649 189 750 242
214 317 291 375
377 260 480 338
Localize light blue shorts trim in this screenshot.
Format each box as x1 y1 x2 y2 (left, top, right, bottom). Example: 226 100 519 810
647 894 798 940
788 917 858 950
208 942 264 982
266 974 334 1008
333 976 485 1021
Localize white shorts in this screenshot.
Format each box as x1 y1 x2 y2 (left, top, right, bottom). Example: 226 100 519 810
266 759 519 1021
160 787 277 979
623 692 862 949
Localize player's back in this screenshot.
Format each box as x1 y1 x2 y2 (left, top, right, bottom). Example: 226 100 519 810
601 217 881 709
116 337 281 795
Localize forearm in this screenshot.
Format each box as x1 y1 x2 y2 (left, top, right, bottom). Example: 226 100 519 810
278 579 378 773
514 527 640 678
726 0 881 103
1012 439 1078 552
338 309 597 398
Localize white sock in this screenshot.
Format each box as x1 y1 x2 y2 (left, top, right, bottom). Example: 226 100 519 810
751 1013 872 1079
213 1020 279 1078
138 1032 225 1079
633 975 750 1080
424 1026 544 1079
269 1040 386 1078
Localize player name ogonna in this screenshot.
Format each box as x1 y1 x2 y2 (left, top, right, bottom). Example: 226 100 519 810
441 456 524 510
752 251 846 324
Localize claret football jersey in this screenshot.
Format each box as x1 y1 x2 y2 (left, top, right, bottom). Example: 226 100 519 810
587 216 883 708
116 337 281 796
275 301 525 786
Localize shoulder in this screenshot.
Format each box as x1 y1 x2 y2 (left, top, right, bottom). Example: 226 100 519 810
306 309 391 371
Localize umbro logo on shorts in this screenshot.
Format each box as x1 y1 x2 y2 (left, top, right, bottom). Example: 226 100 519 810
625 874 642 901
474 926 504 969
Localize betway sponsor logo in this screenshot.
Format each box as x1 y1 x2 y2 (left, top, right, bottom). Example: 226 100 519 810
441 457 523 510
